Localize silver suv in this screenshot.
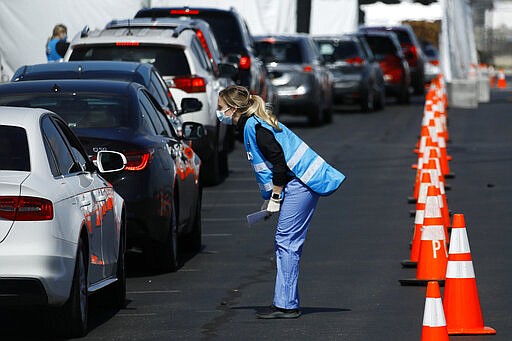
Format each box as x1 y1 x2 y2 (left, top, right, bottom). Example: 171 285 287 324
65 19 236 185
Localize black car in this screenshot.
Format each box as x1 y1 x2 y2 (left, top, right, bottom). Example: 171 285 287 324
315 34 385 112
360 25 426 94
359 31 411 104
11 61 185 130
254 35 333 125
0 79 204 271
134 6 279 113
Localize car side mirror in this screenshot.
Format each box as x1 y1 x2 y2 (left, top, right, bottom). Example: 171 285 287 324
180 98 203 115
182 121 206 140
218 63 238 78
96 151 126 173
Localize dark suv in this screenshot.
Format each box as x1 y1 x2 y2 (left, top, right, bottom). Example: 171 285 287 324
255 35 333 125
359 25 425 94
134 7 278 112
315 34 385 112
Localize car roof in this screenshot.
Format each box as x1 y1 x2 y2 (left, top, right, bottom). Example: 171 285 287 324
71 24 195 47
314 35 358 42
13 61 152 84
0 106 50 128
137 7 238 16
0 79 140 96
255 34 310 42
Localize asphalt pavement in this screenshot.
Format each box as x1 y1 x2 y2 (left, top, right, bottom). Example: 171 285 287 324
2 89 512 340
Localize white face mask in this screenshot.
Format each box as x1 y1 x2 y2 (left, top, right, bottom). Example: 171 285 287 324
216 108 233 125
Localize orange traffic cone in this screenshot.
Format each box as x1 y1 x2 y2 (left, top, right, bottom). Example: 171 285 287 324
422 281 449 341
402 172 432 268
400 186 447 286
497 68 507 89
443 214 496 335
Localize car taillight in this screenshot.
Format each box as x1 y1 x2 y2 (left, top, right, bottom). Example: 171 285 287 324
172 76 206 93
124 150 153 171
239 55 251 70
345 57 364 65
0 196 53 221
170 9 199 15
403 44 418 66
115 41 140 46
303 65 313 72
430 60 439 66
195 29 212 59
379 55 403 83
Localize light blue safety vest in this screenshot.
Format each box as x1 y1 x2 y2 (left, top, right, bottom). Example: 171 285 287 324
46 38 63 62
243 115 346 199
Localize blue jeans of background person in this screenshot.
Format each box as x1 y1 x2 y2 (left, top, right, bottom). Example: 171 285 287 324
274 178 319 310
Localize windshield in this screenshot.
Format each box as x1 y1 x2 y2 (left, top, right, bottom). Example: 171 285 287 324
70 45 191 77
255 41 303 64
0 125 30 171
316 40 360 62
0 94 134 130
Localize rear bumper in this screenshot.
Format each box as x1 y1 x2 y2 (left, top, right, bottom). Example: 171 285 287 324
0 278 48 306
0 222 76 306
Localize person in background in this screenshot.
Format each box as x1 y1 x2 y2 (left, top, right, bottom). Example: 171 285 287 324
217 85 345 319
46 24 68 62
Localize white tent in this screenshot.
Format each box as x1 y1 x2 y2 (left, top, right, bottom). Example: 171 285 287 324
361 1 442 26
0 0 359 80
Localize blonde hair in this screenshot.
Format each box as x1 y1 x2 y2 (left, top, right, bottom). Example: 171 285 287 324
52 24 67 38
219 85 281 131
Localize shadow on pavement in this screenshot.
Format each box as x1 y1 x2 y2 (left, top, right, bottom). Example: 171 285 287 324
230 305 351 316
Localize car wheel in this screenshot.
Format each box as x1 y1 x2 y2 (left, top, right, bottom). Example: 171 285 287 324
53 238 88 337
308 105 322 126
374 85 386 111
201 129 221 186
361 88 375 112
397 84 410 104
109 219 126 309
185 186 202 253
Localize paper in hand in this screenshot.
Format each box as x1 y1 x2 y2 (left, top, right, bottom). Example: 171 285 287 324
246 210 270 226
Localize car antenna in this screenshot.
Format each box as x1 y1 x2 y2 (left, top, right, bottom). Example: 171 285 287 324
127 19 133 36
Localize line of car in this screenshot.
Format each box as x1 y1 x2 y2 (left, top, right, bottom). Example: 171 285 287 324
0 6 436 338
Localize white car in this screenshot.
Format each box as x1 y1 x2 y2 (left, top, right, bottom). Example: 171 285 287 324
64 20 236 185
0 106 127 337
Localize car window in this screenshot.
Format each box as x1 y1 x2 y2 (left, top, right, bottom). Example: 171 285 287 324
149 74 167 107
0 94 134 130
70 45 191 77
391 29 411 45
152 70 178 113
191 37 211 72
255 41 303 64
144 89 177 138
139 91 168 136
52 118 90 171
41 116 77 176
316 40 361 62
364 36 399 59
0 125 30 171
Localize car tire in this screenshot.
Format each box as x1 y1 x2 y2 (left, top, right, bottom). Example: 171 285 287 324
308 105 323 126
374 85 386 111
361 88 375 112
201 129 221 186
53 238 88 338
109 220 126 309
397 85 410 104
185 186 202 253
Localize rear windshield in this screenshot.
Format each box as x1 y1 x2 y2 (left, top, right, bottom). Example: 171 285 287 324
0 94 134 130
0 125 30 171
391 29 412 45
141 11 245 55
254 41 303 64
364 36 398 59
69 45 190 77
316 40 360 62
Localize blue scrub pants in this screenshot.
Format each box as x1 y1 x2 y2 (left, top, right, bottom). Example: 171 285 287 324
273 178 319 310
